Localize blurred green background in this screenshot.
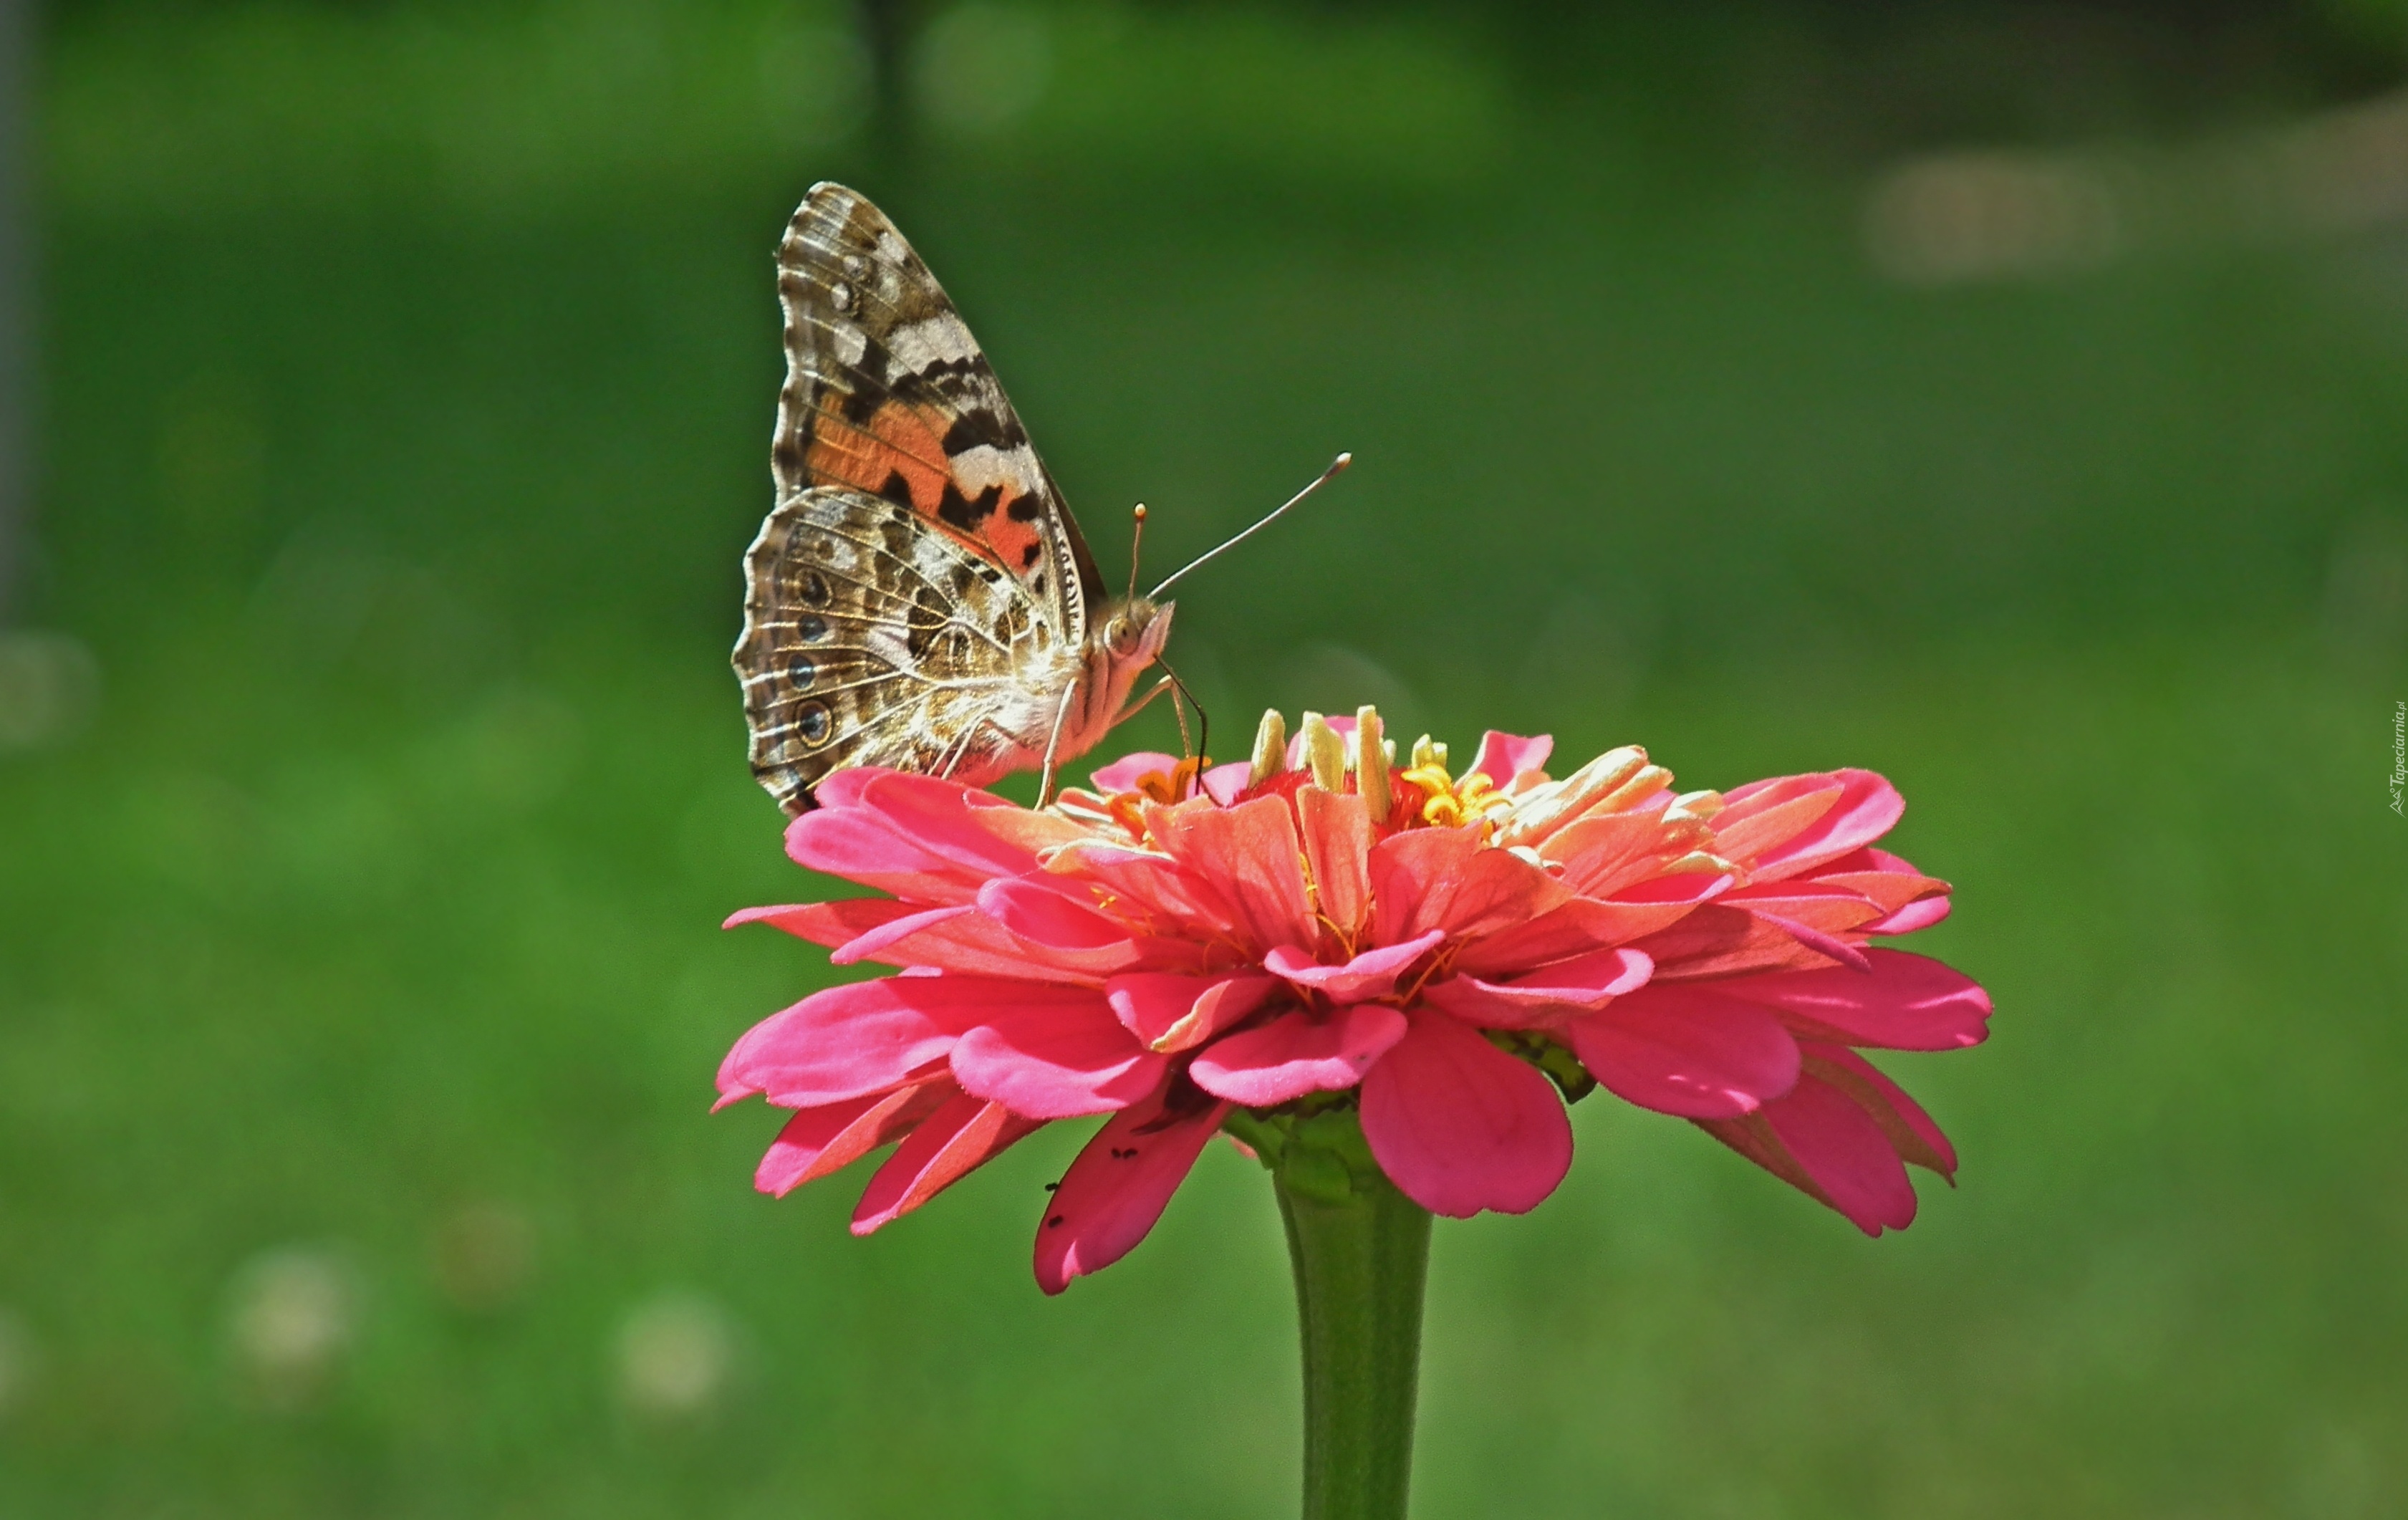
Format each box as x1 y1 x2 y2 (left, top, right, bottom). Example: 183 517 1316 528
1 1 2404 1515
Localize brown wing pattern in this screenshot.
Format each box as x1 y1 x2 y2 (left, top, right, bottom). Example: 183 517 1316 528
772 183 1103 646
734 486 1065 815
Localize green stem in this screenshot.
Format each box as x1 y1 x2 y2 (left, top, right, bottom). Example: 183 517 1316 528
1269 1113 1433 1520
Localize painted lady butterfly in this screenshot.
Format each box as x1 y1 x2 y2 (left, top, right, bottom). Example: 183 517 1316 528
733 183 1344 815
731 183 1177 815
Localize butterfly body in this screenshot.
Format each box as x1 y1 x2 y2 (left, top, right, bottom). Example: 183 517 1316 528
734 184 1173 814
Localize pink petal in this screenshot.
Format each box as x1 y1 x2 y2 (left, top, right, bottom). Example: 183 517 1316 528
1189 1005 1410 1106
1199 760 1255 807
950 1003 1169 1120
850 1092 1039 1234
1752 1077 1919 1234
1741 770 1904 881
1047 844 1237 939
1090 752 1180 794
1357 1009 1573 1217
1633 903 1839 982
1708 776 1844 867
1296 787 1374 939
857 771 1046 881
755 1080 955 1196
1718 880 1888 933
1105 971 1284 1052
786 807 986 905
1807 852 1952 915
1368 827 1569 946
1148 795 1314 953
1565 984 1801 1118
831 904 979 965
717 976 1004 1108
976 876 1131 951
1452 872 1728 977
844 903 1198 982
1714 949 1992 1051
1465 731 1554 789
1263 930 1443 1004
1548 812 1689 898
1422 946 1655 1028
809 767 880 809
1801 1044 1957 1178
1747 912 1872 972
1035 1088 1232 1294
723 899 919 948
1864 895 1952 935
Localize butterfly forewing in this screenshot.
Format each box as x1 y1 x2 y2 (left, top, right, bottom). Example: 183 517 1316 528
771 184 1102 639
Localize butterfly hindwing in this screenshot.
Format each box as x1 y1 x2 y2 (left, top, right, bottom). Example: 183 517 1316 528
773 183 1103 647
735 486 1064 814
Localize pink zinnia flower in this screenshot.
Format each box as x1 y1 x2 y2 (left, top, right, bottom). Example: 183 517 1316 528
717 709 1990 1292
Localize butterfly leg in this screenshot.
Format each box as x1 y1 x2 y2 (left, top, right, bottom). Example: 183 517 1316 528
1117 673 1176 723
936 708 996 781
1036 680 1080 808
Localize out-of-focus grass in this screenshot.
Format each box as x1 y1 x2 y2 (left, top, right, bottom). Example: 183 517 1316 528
3 3 2404 1517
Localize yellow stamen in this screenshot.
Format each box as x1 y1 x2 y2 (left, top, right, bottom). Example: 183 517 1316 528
1301 712 1346 792
1357 706 1392 819
1248 709 1288 787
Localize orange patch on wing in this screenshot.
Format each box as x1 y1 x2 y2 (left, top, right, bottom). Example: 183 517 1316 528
806 401 953 514
981 497 1043 579
806 399 1051 581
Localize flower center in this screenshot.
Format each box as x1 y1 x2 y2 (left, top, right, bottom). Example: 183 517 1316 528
1397 759 1512 832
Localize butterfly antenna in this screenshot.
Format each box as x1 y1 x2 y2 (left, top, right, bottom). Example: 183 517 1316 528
1127 504 1147 602
1147 452 1351 600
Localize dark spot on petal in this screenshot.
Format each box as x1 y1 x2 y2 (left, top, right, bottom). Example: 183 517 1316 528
1046 1215 1065 1228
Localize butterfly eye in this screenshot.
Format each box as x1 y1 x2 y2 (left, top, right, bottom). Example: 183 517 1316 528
1106 615 1139 654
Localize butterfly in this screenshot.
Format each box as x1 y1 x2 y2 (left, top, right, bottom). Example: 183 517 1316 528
731 183 1180 816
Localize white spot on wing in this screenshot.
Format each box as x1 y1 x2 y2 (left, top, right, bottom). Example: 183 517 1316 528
886 317 981 375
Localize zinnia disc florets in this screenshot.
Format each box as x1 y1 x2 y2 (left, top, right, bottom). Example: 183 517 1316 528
717 706 1990 1293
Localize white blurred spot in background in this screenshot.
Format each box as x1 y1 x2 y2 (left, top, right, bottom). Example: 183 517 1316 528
911 5 1051 138
615 1291 741 1422
0 630 100 754
430 1200 538 1316
1867 91 2408 285
1865 152 2126 284
227 1246 354 1410
0 1307 38 1420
